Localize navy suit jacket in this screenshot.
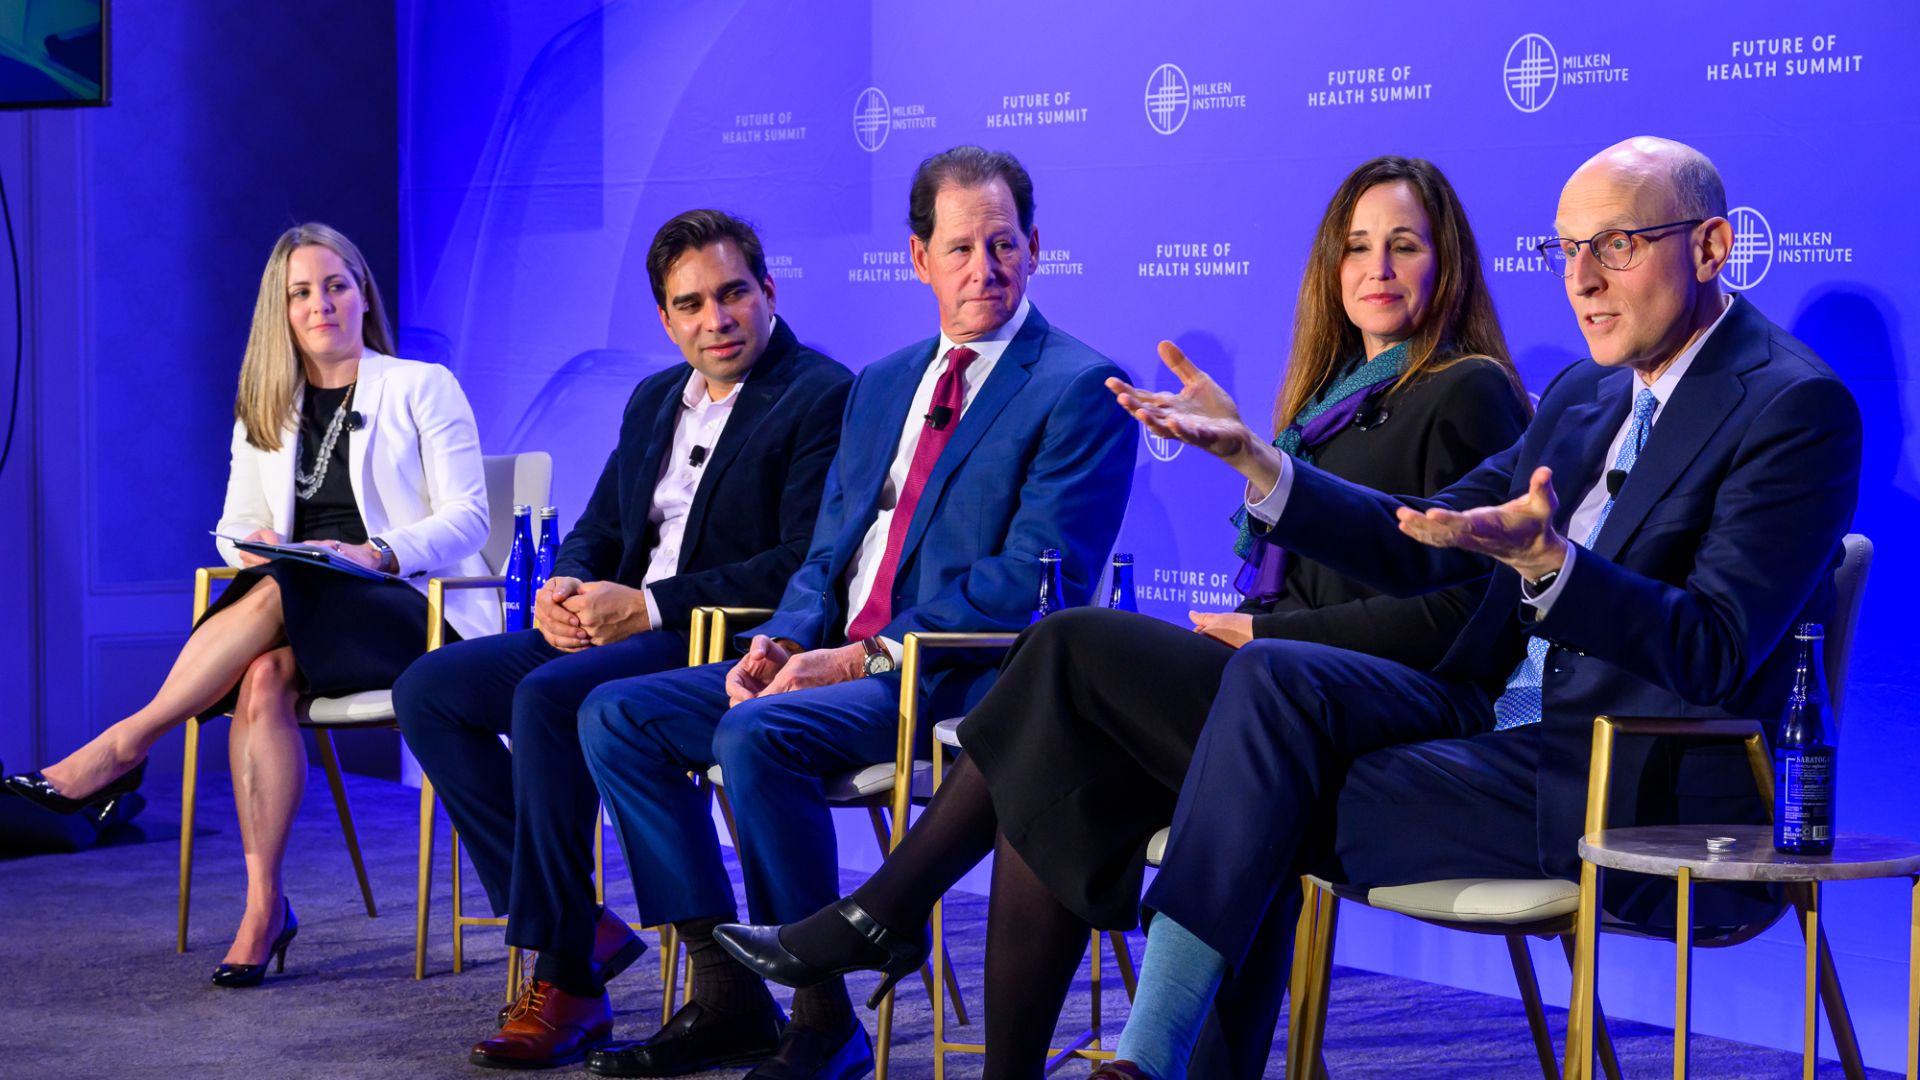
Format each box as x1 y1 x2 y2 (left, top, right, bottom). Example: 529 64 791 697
552 318 853 629
754 305 1135 706
1265 296 1862 881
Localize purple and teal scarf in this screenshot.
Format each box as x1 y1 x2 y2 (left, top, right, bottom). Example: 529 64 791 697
1232 339 1409 605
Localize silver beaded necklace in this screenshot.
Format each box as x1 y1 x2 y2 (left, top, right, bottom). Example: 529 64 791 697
295 381 356 501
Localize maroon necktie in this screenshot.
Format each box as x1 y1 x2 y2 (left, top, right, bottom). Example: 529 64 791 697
846 346 979 641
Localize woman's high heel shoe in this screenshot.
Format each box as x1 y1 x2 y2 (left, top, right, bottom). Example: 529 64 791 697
712 898 928 1009
3 759 147 816
211 900 298 988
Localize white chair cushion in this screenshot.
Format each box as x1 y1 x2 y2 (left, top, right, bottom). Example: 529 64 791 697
1146 826 1171 867
933 717 964 748
1360 877 1580 924
301 689 395 726
706 761 933 802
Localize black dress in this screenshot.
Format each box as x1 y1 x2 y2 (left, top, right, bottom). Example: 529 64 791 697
957 357 1530 930
197 385 454 718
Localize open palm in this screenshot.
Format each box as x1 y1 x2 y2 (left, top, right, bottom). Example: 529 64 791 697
1106 341 1256 460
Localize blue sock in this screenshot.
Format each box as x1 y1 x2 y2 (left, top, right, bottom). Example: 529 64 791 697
1114 912 1227 1079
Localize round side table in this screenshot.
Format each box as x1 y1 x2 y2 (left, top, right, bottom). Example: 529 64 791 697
1579 823 1920 1080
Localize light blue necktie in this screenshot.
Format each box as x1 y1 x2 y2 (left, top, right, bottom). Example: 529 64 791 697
1491 388 1659 731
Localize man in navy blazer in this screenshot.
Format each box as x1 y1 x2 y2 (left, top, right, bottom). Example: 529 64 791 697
574 147 1134 1079
391 210 852 1071
1099 137 1861 1078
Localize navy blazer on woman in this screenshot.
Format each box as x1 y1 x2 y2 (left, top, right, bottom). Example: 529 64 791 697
754 305 1136 703
1267 296 1862 880
552 318 852 629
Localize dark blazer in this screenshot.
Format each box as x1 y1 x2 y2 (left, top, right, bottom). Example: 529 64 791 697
1241 357 1529 671
1265 297 1862 880
754 305 1135 705
552 318 853 629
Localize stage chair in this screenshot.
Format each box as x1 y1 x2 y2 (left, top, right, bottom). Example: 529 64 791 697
1286 533 1872 1080
175 451 552 980
687 614 976 1080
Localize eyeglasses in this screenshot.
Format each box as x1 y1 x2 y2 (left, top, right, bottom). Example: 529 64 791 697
1534 220 1703 277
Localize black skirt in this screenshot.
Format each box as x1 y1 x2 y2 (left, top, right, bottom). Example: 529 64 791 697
959 607 1235 931
194 559 458 720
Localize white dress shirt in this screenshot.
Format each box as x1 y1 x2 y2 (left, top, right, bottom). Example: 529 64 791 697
639 364 745 625
1243 295 1736 616
842 297 1032 649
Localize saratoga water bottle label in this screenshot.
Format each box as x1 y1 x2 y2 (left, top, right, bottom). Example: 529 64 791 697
1775 745 1836 847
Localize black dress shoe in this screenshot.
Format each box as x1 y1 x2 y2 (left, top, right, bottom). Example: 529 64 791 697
4 759 146 816
211 899 298 988
714 899 928 1009
744 1021 873 1080
583 1000 782 1077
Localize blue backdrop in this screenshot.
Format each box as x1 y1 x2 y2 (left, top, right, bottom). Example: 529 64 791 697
397 0 1917 1064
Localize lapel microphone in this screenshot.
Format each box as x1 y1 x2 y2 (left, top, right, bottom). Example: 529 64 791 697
926 405 954 430
1353 405 1389 430
689 445 709 467
346 411 366 431
1605 469 1627 498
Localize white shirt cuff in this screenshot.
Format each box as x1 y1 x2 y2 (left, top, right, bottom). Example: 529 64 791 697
643 587 661 629
1242 454 1294 527
1519 545 1577 618
879 636 903 664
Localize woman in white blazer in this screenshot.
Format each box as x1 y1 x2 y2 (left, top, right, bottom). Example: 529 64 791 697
5 223 496 986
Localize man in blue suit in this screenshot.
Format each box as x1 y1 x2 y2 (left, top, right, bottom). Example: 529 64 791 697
391 210 853 1071
576 147 1135 1079
1091 137 1861 1079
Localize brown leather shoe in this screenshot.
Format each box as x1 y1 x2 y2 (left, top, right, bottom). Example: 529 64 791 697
1088 1062 1157 1080
498 910 648 1025
470 979 612 1069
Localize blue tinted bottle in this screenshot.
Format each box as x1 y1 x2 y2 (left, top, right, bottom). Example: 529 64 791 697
1108 553 1137 612
533 506 559 596
504 504 533 632
1030 549 1065 623
1774 622 1835 855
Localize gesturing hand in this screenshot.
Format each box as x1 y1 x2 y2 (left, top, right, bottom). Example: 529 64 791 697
1189 610 1254 649
1394 466 1570 582
535 576 589 651
1106 341 1258 461
726 635 793 706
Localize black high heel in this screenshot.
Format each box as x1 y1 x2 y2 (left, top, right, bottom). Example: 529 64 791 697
211 900 298 988
4 759 147 816
713 898 928 1009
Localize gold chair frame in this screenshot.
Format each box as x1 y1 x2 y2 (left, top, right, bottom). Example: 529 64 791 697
1287 716 1865 1080
904 632 1146 1079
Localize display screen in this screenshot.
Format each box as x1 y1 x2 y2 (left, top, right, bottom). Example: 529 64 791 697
0 1 106 108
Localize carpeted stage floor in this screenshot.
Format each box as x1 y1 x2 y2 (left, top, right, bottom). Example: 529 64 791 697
3 766 1886 1079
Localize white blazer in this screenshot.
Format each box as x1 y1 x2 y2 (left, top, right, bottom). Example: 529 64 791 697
214 351 501 643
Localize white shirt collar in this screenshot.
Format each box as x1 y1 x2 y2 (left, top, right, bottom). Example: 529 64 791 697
1639 293 1734 406
681 366 745 409
934 296 1032 365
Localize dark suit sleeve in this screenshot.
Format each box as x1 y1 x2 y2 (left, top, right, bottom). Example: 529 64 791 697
645 371 853 628
552 442 627 583
1538 376 1861 705
886 362 1136 635
1250 360 1529 667
1260 359 1604 598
